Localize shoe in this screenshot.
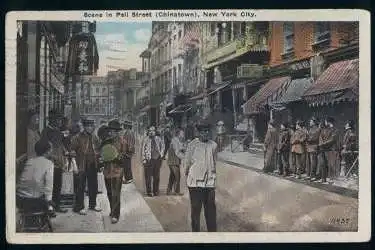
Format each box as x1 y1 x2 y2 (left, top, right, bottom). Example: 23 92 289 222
310 177 316 181
55 207 68 213
89 206 102 212
146 193 153 197
111 217 119 224
79 209 87 215
124 179 134 184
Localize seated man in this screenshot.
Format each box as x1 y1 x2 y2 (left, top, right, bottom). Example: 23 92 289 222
17 139 54 214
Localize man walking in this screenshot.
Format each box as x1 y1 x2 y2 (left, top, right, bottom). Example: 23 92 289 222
291 120 307 179
71 119 102 215
318 117 339 183
141 126 165 197
167 128 185 195
41 109 68 214
122 120 136 184
184 121 217 232
306 117 321 180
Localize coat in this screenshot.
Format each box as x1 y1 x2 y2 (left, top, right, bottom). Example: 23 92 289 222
291 128 307 154
41 125 66 169
277 129 290 152
306 126 321 153
142 136 165 162
319 126 339 152
168 137 185 166
71 132 100 172
342 129 357 152
102 135 127 178
264 126 278 171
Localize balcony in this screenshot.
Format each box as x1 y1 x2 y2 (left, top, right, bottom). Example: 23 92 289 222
237 64 264 79
235 31 269 56
205 40 237 64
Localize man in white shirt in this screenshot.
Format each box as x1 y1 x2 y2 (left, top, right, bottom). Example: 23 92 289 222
17 139 54 213
184 121 218 232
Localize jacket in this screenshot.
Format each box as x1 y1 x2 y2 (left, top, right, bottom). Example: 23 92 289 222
168 137 185 166
142 136 165 162
123 129 136 158
277 129 290 152
342 129 357 152
184 138 217 188
102 135 128 178
306 126 321 153
319 126 339 152
41 125 66 169
71 132 100 172
291 128 307 154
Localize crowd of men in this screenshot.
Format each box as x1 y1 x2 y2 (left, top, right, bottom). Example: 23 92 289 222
263 117 358 184
16 109 218 232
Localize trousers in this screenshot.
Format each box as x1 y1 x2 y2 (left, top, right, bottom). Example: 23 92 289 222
308 152 318 177
73 165 98 211
167 165 181 193
144 158 162 195
278 151 290 175
123 157 133 181
104 175 123 219
52 167 63 208
188 187 217 232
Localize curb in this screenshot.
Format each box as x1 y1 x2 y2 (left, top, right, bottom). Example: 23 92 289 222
218 158 358 199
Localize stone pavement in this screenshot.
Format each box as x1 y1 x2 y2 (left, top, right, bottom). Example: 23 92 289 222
51 174 164 233
218 150 359 199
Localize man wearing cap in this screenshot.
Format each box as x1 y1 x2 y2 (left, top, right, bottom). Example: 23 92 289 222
263 120 278 173
318 117 339 183
291 120 307 179
141 126 165 197
341 120 357 176
101 120 128 224
41 109 68 214
184 121 217 232
306 117 321 180
71 118 102 215
122 120 136 184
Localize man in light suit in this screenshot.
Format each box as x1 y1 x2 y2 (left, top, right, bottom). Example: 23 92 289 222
141 126 165 197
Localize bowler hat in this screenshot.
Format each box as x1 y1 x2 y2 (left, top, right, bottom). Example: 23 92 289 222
108 119 122 131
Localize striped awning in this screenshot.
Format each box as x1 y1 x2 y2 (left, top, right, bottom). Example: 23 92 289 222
168 104 192 114
242 76 291 115
207 81 231 95
303 59 359 105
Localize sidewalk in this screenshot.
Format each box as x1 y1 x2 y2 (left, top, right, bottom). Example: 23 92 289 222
218 150 359 199
51 174 164 233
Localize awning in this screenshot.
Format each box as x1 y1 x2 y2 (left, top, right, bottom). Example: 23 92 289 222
168 104 192 114
207 81 231 95
270 77 314 108
242 76 291 115
140 105 151 112
303 59 359 105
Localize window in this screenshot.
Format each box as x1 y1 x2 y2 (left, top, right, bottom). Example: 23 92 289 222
314 22 331 43
95 98 99 103
95 107 99 113
210 22 216 36
102 87 106 93
96 87 99 93
173 35 176 41
283 22 294 55
178 30 182 40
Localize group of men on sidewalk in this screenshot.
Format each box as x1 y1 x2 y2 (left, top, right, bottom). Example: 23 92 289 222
263 116 357 184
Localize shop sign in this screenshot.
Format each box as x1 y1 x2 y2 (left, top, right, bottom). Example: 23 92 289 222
289 59 311 71
69 33 97 75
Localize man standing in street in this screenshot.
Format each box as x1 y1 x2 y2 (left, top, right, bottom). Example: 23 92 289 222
306 117 321 181
184 121 217 232
277 122 290 176
162 125 173 160
41 109 68 214
291 120 307 179
167 128 185 195
27 110 41 159
71 118 102 215
263 120 278 173
141 126 165 197
341 120 357 176
122 120 136 184
318 117 339 184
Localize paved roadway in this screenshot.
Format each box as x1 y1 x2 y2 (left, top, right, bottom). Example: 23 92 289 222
132 154 358 232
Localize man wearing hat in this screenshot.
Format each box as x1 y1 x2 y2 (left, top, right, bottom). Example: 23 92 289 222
306 117 321 180
341 120 357 176
71 118 102 215
102 119 128 223
184 120 217 232
141 126 165 197
121 120 136 184
291 120 307 179
277 122 290 176
318 117 339 183
263 120 278 173
41 109 68 214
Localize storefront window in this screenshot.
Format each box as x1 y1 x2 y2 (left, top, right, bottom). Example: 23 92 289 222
283 22 294 55
314 22 331 43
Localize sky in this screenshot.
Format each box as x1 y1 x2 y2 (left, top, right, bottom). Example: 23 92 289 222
95 22 152 76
